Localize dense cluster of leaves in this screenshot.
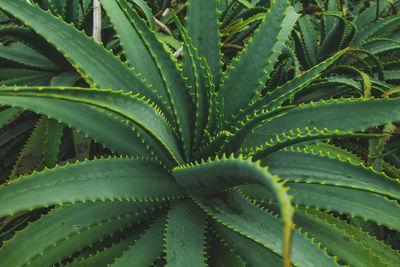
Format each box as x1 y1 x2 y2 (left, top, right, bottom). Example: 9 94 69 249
0 0 399 266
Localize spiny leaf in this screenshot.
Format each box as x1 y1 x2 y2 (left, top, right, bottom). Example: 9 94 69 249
98 0 167 99
297 207 399 266
110 213 167 266
251 128 382 160
186 0 222 87
116 0 194 161
0 43 58 71
303 208 400 266
0 95 151 157
67 223 149 267
211 222 284 266
0 107 21 128
0 26 69 67
0 201 161 266
206 229 246 267
173 155 294 266
298 14 318 67
127 0 155 30
196 190 338 267
236 47 347 124
353 15 400 45
50 71 81 86
165 200 206 266
0 0 168 114
10 116 47 179
244 183 400 232
219 0 299 119
43 118 64 169
0 157 183 217
243 98 400 149
172 12 213 158
0 86 184 165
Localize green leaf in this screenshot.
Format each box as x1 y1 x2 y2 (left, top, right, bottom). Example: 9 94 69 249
0 157 183 217
71 129 90 162
303 208 400 266
250 128 381 160
0 201 160 266
362 38 400 55
325 0 339 35
219 1 299 119
246 182 400 233
10 116 47 178
318 15 345 59
0 0 167 111
0 26 69 67
206 230 246 267
195 131 231 161
68 223 149 267
186 0 222 87
43 118 64 168
0 44 58 71
0 107 21 128
165 200 206 266
244 98 400 148
174 16 216 157
196 190 338 267
0 73 53 87
286 183 400 232
0 117 35 148
353 15 400 45
98 0 166 98
211 222 284 266
127 0 155 30
298 142 363 165
173 13 214 158
0 95 151 157
238 49 347 122
0 68 47 80
0 86 184 165
50 71 81 86
298 15 318 67
384 70 400 81
294 207 396 267
110 213 167 266
116 0 195 160
353 2 390 30
173 155 294 265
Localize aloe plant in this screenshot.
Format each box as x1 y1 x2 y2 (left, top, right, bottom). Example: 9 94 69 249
0 0 400 266
291 0 400 99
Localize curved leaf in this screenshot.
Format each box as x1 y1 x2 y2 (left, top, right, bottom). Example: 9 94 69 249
0 87 184 165
0 201 160 266
195 190 338 267
0 0 168 112
261 148 400 199
294 207 397 267
244 98 400 148
0 157 183 217
0 95 151 157
173 155 294 266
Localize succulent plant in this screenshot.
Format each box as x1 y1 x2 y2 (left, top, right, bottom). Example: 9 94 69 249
0 0 399 266
291 0 400 99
